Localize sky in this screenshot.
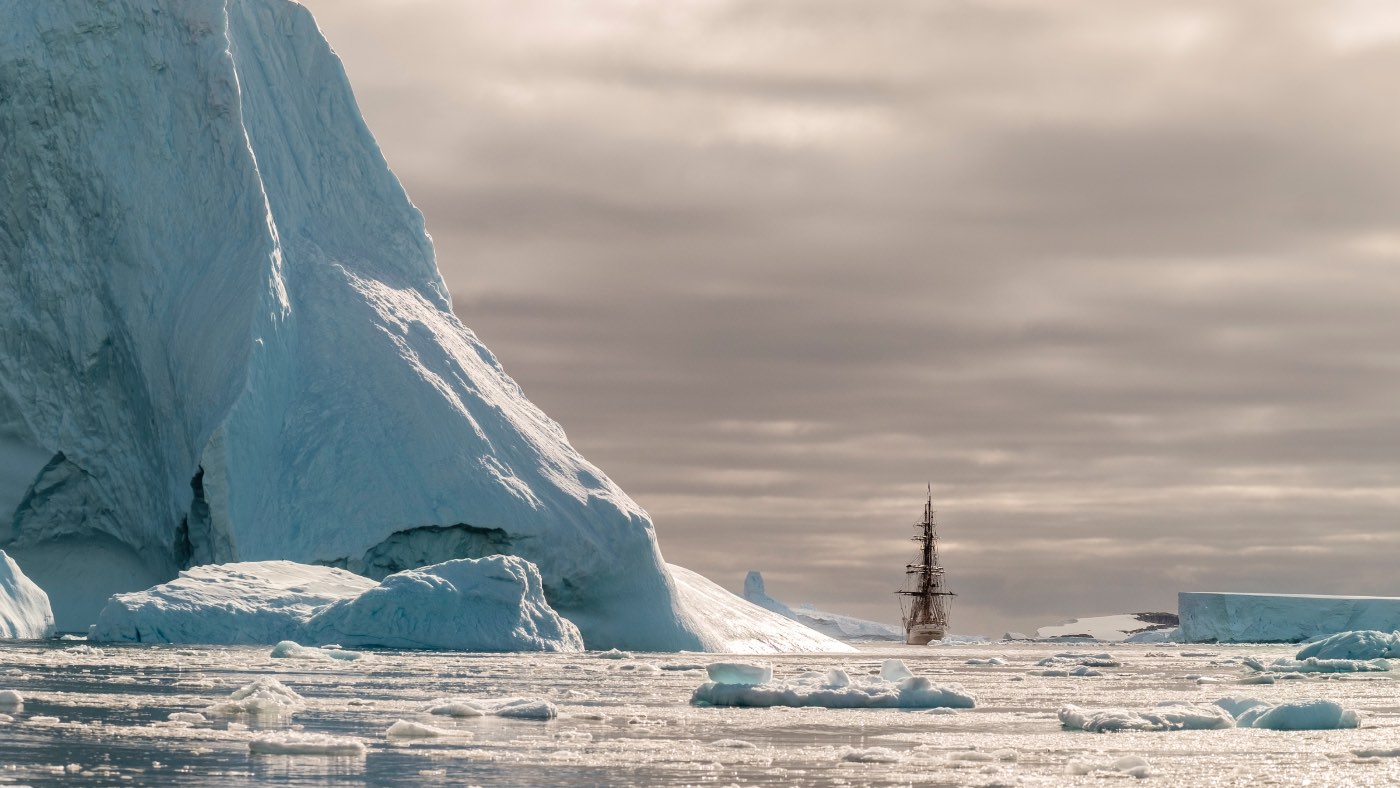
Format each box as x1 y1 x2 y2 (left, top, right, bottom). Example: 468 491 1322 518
299 0 1400 636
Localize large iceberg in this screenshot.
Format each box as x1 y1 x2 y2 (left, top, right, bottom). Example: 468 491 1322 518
0 551 55 639
91 557 585 651
743 571 902 641
0 0 839 652
1180 592 1400 643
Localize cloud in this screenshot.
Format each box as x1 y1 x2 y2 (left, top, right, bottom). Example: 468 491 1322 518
302 0 1400 634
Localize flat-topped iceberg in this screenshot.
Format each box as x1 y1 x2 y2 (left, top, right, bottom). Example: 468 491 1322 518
1180 592 1400 643
0 551 54 639
91 556 584 651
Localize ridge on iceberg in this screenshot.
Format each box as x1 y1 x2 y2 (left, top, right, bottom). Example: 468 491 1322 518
0 0 831 652
743 571 902 641
0 551 55 639
91 556 585 651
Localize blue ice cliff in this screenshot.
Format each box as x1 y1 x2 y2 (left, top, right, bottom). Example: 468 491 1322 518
0 0 846 652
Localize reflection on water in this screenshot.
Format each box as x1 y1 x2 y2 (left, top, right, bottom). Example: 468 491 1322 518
0 640 1397 785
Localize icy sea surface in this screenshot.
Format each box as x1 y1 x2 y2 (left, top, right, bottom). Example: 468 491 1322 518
0 641 1398 785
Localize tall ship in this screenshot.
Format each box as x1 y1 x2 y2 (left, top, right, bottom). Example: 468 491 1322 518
896 489 954 645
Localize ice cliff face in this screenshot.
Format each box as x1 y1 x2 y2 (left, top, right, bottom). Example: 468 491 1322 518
0 0 702 649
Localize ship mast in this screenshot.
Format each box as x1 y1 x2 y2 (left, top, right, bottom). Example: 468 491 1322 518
896 485 954 641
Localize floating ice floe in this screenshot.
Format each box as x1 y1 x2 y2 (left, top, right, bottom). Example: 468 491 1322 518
1059 704 1233 732
205 678 304 718
248 732 366 756
706 662 772 686
0 552 53 639
692 660 975 709
1069 755 1151 778
270 641 366 662
1031 666 1104 678
840 746 902 763
425 697 558 721
0 690 22 711
965 657 1007 666
1036 652 1121 668
386 720 456 738
1060 695 1361 732
1243 655 1390 674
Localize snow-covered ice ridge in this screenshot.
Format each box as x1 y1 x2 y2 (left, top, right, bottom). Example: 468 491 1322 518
743 571 903 641
1180 592 1400 643
0 0 843 653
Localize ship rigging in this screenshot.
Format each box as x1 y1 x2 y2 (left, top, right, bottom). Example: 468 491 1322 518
896 487 954 645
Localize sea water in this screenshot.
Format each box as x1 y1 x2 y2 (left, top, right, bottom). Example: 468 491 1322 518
0 640 1396 785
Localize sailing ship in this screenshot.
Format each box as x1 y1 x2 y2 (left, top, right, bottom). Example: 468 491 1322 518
896 488 954 645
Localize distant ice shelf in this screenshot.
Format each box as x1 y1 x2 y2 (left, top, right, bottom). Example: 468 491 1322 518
1180 592 1400 643
1035 612 1180 643
743 571 903 641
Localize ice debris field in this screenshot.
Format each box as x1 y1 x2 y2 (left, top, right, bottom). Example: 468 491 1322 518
0 638 1395 785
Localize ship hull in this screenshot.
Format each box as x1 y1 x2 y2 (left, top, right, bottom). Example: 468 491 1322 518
905 623 945 645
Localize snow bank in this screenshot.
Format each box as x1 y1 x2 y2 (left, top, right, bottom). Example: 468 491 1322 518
743 571 903 641
0 0 756 652
0 552 53 639
1036 613 1179 642
91 557 584 651
692 664 975 709
667 565 855 653
1180 592 1400 643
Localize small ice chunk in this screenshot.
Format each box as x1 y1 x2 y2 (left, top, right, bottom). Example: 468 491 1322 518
1069 755 1151 778
206 678 304 717
248 731 366 756
1213 696 1270 718
386 719 454 738
597 649 633 660
1262 656 1390 674
167 712 206 724
270 641 365 661
0 690 23 710
710 739 756 749
880 659 913 681
425 700 485 718
1236 699 1360 731
965 657 1007 666
841 746 902 763
825 669 850 688
705 662 772 686
1058 703 1233 732
492 699 557 720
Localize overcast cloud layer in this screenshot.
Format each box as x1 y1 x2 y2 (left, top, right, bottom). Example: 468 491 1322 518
301 0 1400 635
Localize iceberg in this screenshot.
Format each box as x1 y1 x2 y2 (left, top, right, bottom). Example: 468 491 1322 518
1180 592 1400 643
743 571 903 641
0 551 54 639
91 557 585 651
0 0 848 653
